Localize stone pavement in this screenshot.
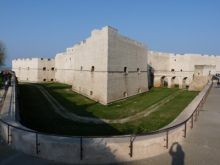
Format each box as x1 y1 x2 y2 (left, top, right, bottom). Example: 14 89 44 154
1 83 220 165
0 89 5 102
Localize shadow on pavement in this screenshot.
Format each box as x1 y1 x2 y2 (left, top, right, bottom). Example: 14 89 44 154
169 142 185 165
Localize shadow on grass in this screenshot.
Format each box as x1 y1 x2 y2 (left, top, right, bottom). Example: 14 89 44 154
18 83 123 136
18 83 199 137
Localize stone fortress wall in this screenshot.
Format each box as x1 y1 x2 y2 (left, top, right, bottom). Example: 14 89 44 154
12 58 55 82
148 51 220 90
107 27 148 103
52 26 149 104
12 26 220 104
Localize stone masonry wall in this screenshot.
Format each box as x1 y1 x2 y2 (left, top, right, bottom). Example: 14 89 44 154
71 26 108 104
12 58 55 82
37 58 55 82
12 58 38 82
55 53 74 85
107 27 148 103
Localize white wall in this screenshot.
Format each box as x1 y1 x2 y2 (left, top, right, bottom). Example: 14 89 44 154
12 58 55 82
107 27 148 103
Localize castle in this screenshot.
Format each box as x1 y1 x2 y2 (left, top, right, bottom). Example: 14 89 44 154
12 26 219 105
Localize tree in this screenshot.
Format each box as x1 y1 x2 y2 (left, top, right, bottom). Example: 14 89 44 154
0 41 6 66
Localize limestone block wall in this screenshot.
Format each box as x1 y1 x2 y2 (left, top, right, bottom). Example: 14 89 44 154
107 27 148 103
37 58 55 82
55 53 74 85
194 65 216 76
12 58 39 82
71 26 108 104
72 72 107 104
148 51 220 89
107 73 148 102
189 65 215 91
170 54 193 72
148 51 171 72
149 51 220 74
12 58 55 82
170 54 220 73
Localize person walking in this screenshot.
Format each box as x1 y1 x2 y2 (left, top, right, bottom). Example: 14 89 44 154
5 80 8 91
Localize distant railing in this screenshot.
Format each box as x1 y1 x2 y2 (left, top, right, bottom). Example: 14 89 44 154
0 75 213 160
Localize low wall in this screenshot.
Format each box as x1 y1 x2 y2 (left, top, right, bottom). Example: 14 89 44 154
0 76 212 164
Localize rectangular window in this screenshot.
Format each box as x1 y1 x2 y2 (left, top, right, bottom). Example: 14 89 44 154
124 67 128 74
91 66 94 72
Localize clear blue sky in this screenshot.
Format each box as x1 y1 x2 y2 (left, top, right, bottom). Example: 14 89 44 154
1 0 220 68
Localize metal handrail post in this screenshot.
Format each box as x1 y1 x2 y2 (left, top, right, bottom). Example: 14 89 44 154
80 137 83 160
36 133 40 154
129 135 133 157
8 124 12 144
164 130 169 149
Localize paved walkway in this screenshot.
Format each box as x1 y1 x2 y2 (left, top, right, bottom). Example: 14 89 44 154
1 83 220 165
120 83 220 165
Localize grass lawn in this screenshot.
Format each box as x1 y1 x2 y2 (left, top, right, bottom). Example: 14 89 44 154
18 83 199 136
23 83 184 119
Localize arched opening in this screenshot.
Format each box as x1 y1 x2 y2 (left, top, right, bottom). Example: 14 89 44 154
137 68 140 74
182 77 187 89
149 67 154 88
173 77 180 88
123 92 127 97
170 76 176 88
138 88 141 93
185 77 190 88
160 76 168 87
